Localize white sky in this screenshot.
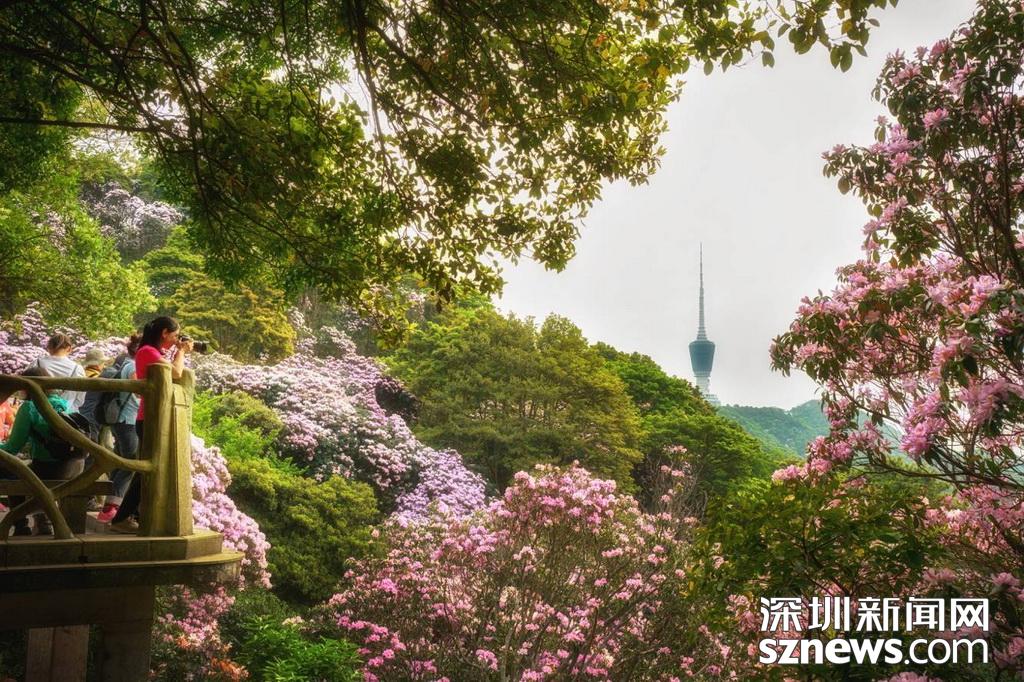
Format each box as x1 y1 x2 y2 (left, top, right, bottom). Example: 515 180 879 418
495 0 977 409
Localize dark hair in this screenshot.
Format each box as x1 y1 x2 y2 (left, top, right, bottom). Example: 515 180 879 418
20 364 52 394
140 316 179 348
126 333 143 358
45 333 74 353
20 365 50 378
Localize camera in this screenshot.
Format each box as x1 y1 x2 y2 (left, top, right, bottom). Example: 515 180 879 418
178 334 209 354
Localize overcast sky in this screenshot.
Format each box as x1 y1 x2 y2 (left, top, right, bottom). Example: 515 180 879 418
495 0 977 409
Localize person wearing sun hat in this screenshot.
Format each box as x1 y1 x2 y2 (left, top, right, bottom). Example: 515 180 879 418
78 347 116 512
82 347 111 378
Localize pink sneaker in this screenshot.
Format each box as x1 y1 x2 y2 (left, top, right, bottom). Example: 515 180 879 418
96 503 119 524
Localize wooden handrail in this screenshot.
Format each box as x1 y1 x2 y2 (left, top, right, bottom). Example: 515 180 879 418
16 376 150 393
0 363 195 539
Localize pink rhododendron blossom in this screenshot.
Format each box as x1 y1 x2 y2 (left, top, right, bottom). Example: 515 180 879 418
923 108 949 130
324 464 726 680
192 317 486 521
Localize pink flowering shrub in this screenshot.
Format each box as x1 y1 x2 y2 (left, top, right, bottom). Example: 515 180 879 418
189 434 271 587
323 463 729 681
192 322 486 521
770 2 1024 675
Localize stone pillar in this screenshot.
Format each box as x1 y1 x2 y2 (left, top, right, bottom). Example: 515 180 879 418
18 585 156 682
25 626 89 682
95 620 155 681
93 585 156 682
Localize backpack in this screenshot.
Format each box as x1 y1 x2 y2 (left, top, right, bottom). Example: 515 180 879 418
90 359 131 426
32 411 92 460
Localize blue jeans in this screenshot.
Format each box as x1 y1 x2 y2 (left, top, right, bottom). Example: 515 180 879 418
106 422 139 505
112 421 143 522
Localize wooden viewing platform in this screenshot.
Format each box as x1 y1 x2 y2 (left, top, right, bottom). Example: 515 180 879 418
0 364 241 682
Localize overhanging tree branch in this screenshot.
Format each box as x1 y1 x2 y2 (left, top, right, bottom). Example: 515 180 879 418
0 116 155 133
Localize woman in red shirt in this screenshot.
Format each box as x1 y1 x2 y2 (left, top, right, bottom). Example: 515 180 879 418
109 317 193 533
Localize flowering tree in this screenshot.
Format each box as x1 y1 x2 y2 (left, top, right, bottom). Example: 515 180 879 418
323 463 735 682
770 1 1024 675
193 317 487 521
771 0 1024 490
80 181 181 261
0 171 153 336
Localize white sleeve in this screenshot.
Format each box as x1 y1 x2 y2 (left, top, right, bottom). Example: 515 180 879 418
70 363 86 412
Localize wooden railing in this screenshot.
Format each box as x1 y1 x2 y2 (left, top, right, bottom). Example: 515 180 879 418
0 363 194 540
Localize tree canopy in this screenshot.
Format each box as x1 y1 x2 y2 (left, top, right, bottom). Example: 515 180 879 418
596 344 788 506
388 303 643 490
141 228 296 361
0 0 894 326
0 162 153 336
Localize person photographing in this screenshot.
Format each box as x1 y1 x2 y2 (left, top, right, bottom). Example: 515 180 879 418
109 317 193 533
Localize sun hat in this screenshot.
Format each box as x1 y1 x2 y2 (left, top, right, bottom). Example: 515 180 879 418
83 348 110 367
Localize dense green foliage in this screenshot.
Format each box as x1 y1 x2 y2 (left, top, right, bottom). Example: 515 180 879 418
229 457 379 604
138 228 205 300
0 0 893 328
142 230 296 362
387 300 788 504
693 469 951 680
387 303 643 491
193 392 379 604
0 58 78 193
199 390 284 441
596 345 790 507
221 591 362 682
192 391 285 465
168 278 295 361
234 618 361 682
0 164 153 336
706 471 943 599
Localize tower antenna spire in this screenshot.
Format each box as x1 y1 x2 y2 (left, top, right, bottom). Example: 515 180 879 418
698 243 707 340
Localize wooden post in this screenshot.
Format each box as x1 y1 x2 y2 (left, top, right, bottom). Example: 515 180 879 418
168 369 194 535
139 363 174 537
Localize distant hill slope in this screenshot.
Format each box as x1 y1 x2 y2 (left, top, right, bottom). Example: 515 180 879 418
720 400 902 458
718 401 828 456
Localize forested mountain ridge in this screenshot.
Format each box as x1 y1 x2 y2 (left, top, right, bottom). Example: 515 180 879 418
718 400 829 456
719 400 903 458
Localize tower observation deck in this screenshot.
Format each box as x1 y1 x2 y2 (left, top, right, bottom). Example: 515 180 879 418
688 247 719 405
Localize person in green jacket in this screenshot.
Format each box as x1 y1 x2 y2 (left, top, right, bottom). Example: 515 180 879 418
0 366 85 536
